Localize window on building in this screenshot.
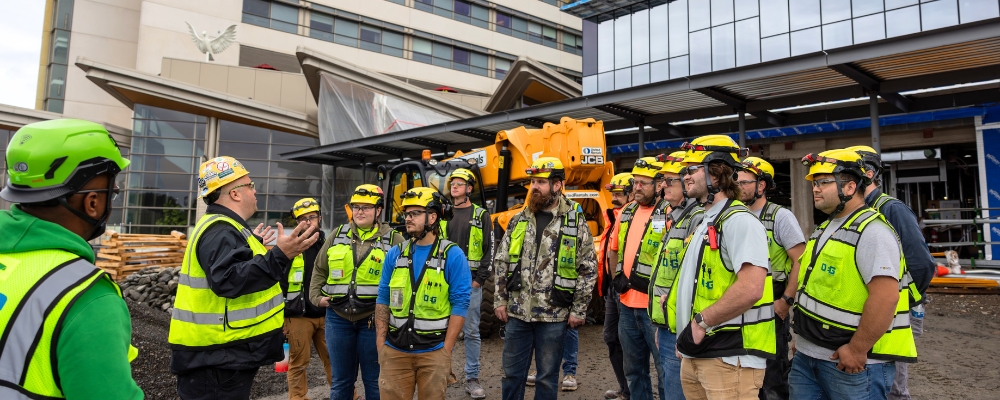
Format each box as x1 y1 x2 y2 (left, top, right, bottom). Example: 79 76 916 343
242 0 298 34
412 37 489 76
495 58 512 80
310 12 405 59
496 13 513 35
414 0 489 29
562 33 582 55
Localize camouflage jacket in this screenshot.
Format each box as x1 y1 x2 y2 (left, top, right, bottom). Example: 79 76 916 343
494 196 597 323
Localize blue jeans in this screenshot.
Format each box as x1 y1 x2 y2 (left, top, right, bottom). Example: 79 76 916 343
463 286 483 380
789 351 896 400
325 309 379 400
619 303 665 400
501 317 567 400
563 327 579 375
656 328 685 400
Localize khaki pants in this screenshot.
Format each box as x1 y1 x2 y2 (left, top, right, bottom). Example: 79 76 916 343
378 345 457 400
286 317 332 400
680 357 763 400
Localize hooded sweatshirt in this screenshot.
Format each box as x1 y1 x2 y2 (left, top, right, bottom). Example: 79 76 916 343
0 205 143 399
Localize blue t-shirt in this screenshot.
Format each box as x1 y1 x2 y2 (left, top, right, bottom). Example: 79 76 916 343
377 240 472 353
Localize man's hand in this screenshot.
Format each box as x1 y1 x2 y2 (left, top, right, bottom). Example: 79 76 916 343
472 281 481 289
831 343 868 374
275 222 319 259
690 321 706 345
495 305 508 323
282 318 290 335
318 297 330 308
253 223 277 244
568 314 585 328
774 300 790 320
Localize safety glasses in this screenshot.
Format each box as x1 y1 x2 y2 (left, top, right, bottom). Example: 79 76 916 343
77 187 120 201
230 181 255 192
683 165 706 175
403 210 427 219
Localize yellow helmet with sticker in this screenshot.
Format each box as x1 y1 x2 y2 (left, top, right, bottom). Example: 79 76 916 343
656 151 687 175
606 173 634 193
350 184 383 206
681 135 747 167
631 157 663 179
198 156 249 198
291 198 320 218
526 157 565 180
801 149 868 181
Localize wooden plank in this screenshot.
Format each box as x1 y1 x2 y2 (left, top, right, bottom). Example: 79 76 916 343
97 253 123 261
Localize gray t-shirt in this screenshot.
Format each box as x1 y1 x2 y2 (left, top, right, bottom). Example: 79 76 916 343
796 213 902 364
675 199 770 368
751 205 806 251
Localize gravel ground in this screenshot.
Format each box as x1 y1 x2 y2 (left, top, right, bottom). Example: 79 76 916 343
130 294 1000 399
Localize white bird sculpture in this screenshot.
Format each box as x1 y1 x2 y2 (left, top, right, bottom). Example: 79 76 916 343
185 22 237 62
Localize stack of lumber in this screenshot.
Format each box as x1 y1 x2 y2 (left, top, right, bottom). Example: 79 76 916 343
96 230 187 280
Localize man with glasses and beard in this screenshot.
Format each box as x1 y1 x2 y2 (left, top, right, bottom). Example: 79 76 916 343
494 157 597 400
608 157 671 400
312 185 403 400
735 158 806 400
667 135 776 400
649 151 705 400
375 187 471 400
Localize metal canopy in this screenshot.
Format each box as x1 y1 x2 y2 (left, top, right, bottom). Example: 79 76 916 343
283 19 1000 168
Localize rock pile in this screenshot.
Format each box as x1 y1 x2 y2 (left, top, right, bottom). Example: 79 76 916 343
118 266 179 313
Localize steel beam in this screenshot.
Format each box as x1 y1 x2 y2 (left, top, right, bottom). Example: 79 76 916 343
694 87 786 127
829 63 912 112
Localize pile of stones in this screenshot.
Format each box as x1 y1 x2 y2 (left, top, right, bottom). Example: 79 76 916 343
118 266 179 313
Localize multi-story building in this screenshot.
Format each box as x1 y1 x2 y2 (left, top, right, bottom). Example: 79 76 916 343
12 0 585 234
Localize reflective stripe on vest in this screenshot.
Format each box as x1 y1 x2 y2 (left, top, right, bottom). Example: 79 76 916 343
168 214 284 348
0 251 124 399
387 239 455 350
795 206 917 362
760 202 792 283
616 200 670 294
649 203 705 329
871 192 924 305
667 199 776 358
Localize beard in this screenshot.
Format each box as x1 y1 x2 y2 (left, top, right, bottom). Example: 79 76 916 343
634 190 655 206
740 190 756 204
529 189 556 213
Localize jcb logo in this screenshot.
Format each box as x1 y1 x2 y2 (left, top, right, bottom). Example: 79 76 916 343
581 155 605 165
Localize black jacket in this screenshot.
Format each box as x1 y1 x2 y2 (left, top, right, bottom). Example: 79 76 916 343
280 230 327 318
170 204 288 374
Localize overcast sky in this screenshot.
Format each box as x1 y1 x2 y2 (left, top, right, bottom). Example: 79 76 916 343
0 3 45 109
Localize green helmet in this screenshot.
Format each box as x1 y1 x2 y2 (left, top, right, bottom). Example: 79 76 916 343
2 119 130 203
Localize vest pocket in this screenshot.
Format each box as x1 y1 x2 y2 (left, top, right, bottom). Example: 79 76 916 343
551 287 574 308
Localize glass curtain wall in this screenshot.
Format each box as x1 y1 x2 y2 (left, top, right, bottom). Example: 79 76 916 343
44 0 75 113
582 0 1000 95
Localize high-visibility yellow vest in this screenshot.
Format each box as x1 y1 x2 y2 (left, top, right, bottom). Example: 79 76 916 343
504 208 581 308
440 205 487 271
760 202 792 283
387 239 455 351
287 254 305 302
169 214 284 348
0 250 138 399
322 224 394 315
668 200 777 358
649 202 704 330
871 192 924 305
615 200 671 294
795 207 917 362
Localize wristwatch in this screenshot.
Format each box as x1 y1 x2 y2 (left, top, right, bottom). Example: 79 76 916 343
781 294 795 306
694 313 710 330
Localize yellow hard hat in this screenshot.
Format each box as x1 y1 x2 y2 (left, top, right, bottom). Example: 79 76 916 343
198 156 249 198
448 168 476 187
526 157 565 180
401 187 450 217
291 197 320 219
681 135 747 167
741 157 775 181
846 145 882 175
801 149 868 181
631 157 663 179
350 184 383 206
606 173 633 193
656 151 686 175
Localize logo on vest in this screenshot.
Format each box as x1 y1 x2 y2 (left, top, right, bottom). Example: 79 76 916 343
0 292 6 312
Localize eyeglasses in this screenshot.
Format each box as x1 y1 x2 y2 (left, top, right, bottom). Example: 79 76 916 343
683 165 706 175
736 180 758 187
77 187 120 201
680 142 749 158
230 181 255 192
403 210 427 219
632 178 654 187
297 215 320 223
664 177 683 186
450 182 467 188
351 204 376 212
811 178 838 188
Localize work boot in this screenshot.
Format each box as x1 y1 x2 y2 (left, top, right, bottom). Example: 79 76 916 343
465 378 486 399
604 389 621 399
562 375 578 391
526 371 536 386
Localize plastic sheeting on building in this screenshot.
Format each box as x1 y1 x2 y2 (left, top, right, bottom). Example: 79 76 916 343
317 72 456 144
